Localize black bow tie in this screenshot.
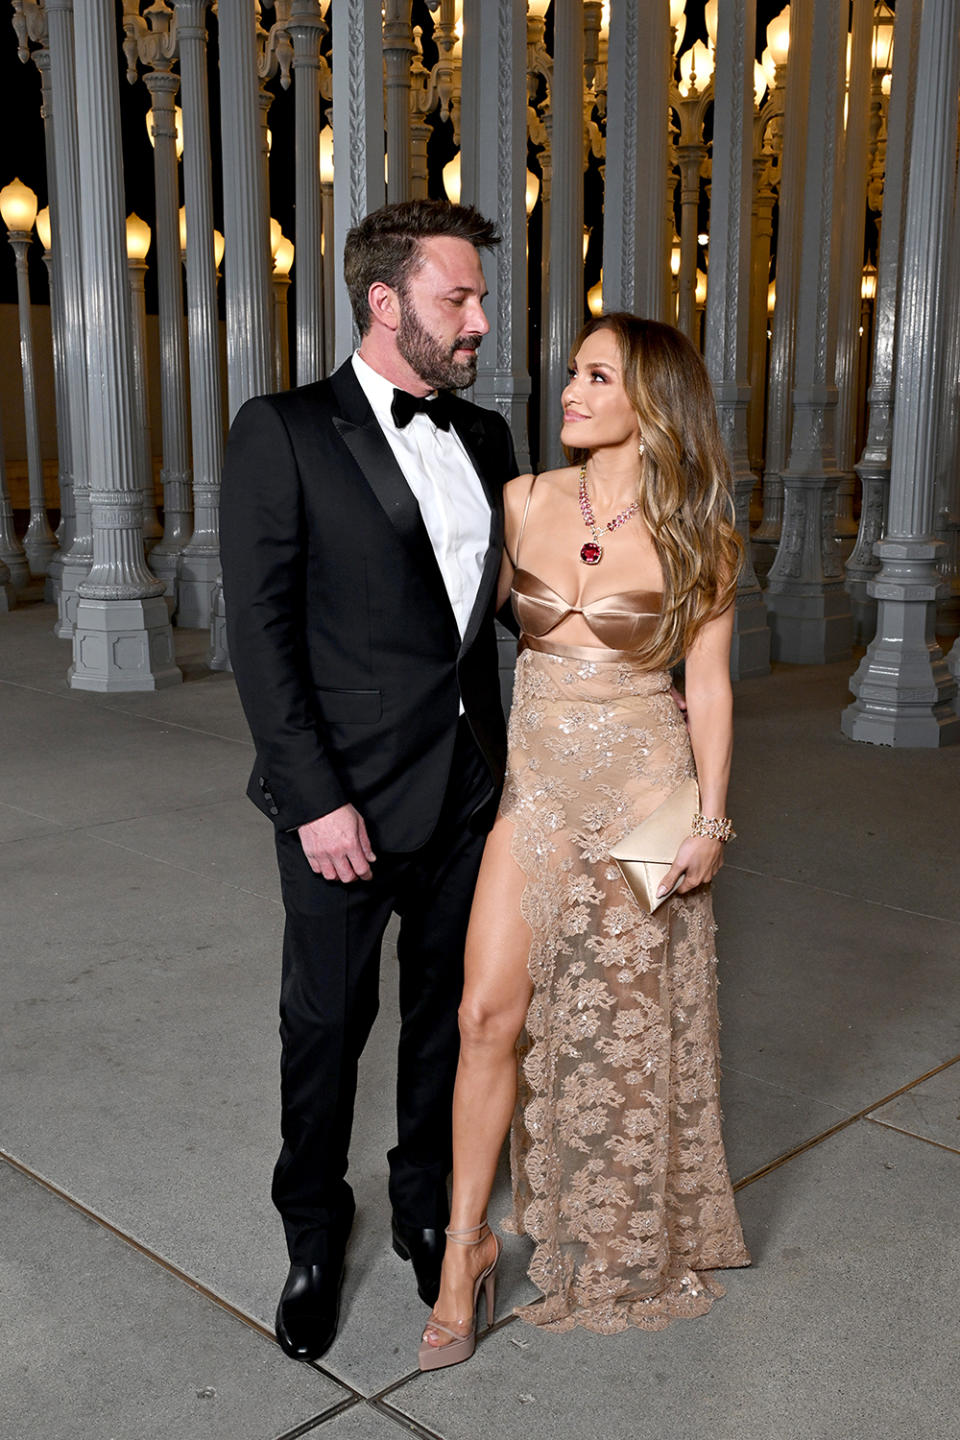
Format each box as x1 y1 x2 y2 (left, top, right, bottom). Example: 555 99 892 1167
391 388 451 431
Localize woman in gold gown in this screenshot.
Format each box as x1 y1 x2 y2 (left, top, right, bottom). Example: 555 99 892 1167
418 315 750 1369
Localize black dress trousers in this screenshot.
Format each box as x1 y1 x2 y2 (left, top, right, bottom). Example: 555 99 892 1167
271 718 494 1265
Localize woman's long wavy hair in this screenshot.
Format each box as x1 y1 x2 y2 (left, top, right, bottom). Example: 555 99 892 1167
567 313 743 668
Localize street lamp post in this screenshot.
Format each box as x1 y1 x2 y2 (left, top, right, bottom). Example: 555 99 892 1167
0 177 58 582
272 230 294 392
125 212 162 557
670 40 714 344
318 126 334 373
0 388 28 599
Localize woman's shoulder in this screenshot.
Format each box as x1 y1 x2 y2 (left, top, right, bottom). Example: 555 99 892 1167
504 466 577 506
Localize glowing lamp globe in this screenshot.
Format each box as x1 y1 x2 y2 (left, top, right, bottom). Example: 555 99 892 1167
36 205 51 252
125 212 152 262
274 236 295 277
766 7 790 68
318 127 334 185
0 176 39 233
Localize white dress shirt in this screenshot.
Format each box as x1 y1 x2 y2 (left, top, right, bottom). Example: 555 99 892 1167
351 351 490 641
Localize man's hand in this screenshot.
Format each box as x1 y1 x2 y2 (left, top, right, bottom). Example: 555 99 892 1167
298 804 377 883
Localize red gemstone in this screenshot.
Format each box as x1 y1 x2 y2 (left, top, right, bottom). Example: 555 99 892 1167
580 541 603 565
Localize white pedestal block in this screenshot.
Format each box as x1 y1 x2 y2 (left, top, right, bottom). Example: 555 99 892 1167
842 539 960 746
55 556 88 637
208 578 231 672
149 546 180 614
731 589 772 680
768 585 854 665
69 596 182 692
175 552 220 630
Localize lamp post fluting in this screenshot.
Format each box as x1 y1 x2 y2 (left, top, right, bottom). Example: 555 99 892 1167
748 65 784 482
26 34 75 613
172 0 225 631
331 0 386 364
831 0 874 555
540 0 583 471
384 0 414 203
143 71 193 607
846 0 918 642
704 0 770 680
843 0 960 745
44 0 93 638
462 0 532 471
69 0 179 691
603 0 670 319
286 0 330 384
670 40 713 346
765 0 853 664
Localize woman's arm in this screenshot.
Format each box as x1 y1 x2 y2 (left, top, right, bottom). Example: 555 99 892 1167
496 472 535 611
657 601 735 897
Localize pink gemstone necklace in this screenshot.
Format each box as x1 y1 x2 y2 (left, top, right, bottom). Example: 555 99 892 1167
577 463 641 565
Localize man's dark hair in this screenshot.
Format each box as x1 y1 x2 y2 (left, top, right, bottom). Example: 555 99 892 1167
343 199 501 334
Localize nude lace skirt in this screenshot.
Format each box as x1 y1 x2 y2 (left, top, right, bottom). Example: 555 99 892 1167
499 643 750 1333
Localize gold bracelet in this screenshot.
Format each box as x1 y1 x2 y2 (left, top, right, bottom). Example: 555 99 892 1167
691 813 736 843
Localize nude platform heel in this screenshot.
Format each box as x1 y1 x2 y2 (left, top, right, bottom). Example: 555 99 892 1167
417 1220 502 1373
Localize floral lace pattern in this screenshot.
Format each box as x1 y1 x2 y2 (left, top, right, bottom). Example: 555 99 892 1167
500 645 750 1333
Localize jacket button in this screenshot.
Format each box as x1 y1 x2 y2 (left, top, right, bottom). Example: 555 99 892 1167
269 804 279 816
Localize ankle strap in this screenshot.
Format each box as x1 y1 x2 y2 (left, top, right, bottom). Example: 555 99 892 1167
444 1219 489 1245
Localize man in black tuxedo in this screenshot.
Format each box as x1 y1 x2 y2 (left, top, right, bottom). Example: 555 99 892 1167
220 200 518 1361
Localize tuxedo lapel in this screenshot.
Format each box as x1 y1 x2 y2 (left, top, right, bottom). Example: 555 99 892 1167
329 363 459 638
450 404 499 514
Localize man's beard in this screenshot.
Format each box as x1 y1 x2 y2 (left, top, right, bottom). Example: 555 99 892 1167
396 295 480 391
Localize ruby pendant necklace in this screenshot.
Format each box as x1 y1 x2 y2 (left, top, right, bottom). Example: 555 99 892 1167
578 464 641 565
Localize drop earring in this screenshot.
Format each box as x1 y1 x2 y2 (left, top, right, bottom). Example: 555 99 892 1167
638 436 645 458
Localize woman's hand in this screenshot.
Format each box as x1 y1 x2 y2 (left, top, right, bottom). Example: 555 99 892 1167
657 834 724 900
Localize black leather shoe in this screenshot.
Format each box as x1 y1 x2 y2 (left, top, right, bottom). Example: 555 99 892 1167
391 1215 446 1307
275 1261 343 1361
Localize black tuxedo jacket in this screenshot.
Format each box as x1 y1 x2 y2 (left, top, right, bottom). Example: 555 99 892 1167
220 359 519 853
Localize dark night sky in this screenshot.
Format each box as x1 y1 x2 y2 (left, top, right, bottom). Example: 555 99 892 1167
0 1 790 312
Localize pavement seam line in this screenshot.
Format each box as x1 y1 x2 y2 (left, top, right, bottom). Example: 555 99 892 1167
720 1061 850 1113
863 1115 960 1159
732 1051 960 1191
87 828 284 906
369 1397 453 1440
270 1396 362 1440
723 861 960 927
0 793 246 841
0 1146 359 1398
0 798 66 826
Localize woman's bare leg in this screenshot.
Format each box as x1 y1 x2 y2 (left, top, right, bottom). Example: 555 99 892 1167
421 814 532 1348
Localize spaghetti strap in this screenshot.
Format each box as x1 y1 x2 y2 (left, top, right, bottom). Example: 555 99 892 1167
514 474 539 568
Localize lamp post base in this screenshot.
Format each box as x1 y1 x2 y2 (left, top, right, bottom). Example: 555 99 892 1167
731 589 772 679
68 594 181 692
208 577 231 672
176 550 220 629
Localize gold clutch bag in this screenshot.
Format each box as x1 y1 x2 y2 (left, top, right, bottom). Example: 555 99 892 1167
609 776 700 913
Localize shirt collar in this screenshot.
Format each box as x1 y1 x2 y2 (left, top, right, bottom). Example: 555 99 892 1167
352 350 438 430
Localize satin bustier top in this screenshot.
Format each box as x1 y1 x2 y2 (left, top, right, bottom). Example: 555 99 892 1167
511 567 661 653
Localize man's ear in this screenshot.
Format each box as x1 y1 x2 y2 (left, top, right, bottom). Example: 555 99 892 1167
367 281 400 332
